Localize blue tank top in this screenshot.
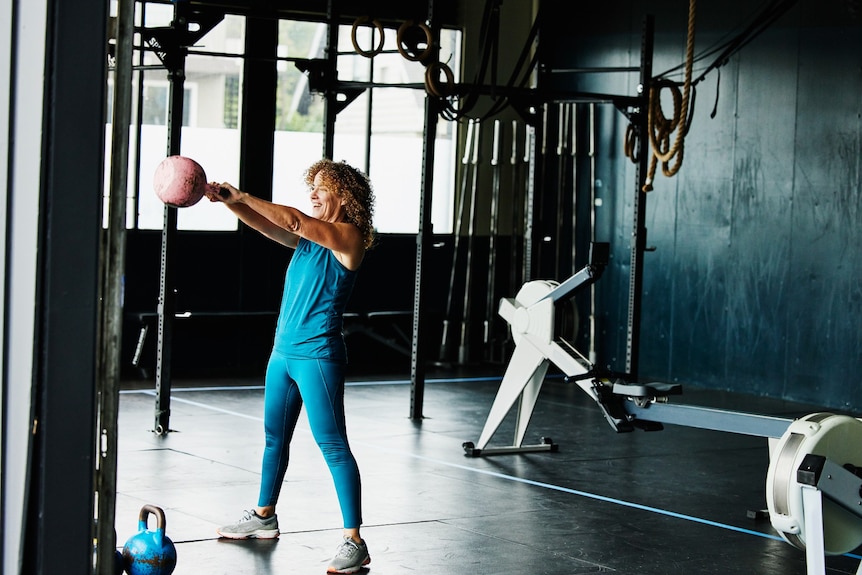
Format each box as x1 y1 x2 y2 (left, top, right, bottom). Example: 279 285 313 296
273 238 358 361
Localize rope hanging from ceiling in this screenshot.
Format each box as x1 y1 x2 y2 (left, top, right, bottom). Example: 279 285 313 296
627 0 800 191
642 0 696 192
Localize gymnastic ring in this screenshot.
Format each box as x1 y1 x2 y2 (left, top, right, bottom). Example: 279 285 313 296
351 16 385 58
624 123 639 162
424 61 455 98
396 20 434 64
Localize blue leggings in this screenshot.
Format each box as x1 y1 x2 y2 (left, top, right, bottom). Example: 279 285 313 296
258 351 362 528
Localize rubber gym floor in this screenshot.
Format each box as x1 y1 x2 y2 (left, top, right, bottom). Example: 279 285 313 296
115 368 862 575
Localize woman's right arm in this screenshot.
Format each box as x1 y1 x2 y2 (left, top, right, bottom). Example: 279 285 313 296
207 183 299 248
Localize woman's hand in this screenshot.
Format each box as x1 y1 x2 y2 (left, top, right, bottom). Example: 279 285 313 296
206 181 240 203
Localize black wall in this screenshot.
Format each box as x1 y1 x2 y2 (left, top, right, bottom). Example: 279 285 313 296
541 0 862 411
121 231 514 380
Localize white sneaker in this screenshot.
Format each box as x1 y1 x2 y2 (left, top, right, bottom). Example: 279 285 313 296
326 537 370 573
216 509 279 539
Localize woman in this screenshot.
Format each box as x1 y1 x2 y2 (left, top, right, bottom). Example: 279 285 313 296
209 159 375 574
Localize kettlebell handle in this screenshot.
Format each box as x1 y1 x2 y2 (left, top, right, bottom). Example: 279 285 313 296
139 504 167 533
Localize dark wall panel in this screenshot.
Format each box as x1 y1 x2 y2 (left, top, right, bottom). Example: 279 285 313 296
787 18 862 407
542 1 862 411
721 25 797 398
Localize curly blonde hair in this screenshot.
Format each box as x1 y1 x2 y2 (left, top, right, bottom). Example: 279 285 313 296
304 159 376 250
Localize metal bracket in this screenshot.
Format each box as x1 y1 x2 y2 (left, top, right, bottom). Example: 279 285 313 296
142 7 224 72
294 59 366 115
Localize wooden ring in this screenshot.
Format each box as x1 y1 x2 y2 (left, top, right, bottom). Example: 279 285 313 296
424 61 455 98
396 20 434 64
351 16 385 58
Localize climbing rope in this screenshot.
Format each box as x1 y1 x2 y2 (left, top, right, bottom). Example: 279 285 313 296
641 0 697 192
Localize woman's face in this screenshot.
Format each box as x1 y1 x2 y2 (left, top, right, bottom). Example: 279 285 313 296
309 171 345 222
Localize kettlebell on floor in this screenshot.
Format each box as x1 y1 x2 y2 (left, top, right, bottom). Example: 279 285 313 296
121 504 177 575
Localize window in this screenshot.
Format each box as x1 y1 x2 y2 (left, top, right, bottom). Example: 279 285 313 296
273 21 461 234
106 6 461 234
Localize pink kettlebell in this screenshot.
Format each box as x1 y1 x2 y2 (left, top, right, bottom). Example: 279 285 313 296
153 155 209 208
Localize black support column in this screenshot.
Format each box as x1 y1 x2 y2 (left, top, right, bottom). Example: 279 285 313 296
153 5 189 436
410 95 442 420
625 15 654 380
240 16 278 199
25 0 107 571
409 4 442 420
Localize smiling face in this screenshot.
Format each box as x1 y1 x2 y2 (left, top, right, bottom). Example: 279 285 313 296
309 171 346 222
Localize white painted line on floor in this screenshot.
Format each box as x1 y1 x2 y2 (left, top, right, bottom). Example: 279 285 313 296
131 390 264 421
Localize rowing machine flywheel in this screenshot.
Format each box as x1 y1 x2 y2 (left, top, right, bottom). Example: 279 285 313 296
766 412 862 554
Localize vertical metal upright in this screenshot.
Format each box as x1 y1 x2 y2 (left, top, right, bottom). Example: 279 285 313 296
410 95 441 420
154 4 189 435
409 2 440 421
322 0 339 159
96 0 134 567
625 16 654 380
484 119 502 361
522 123 537 283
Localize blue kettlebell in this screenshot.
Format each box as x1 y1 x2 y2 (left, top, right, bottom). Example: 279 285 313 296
122 504 177 575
